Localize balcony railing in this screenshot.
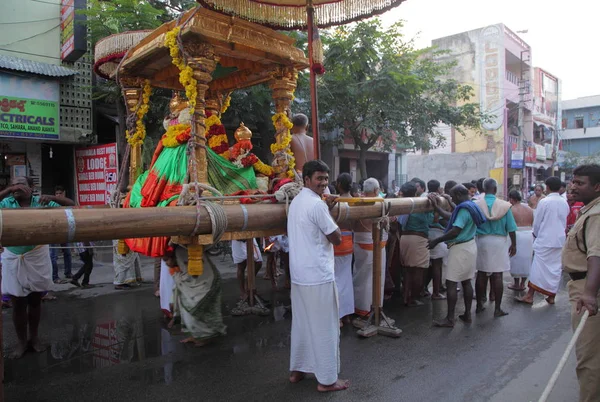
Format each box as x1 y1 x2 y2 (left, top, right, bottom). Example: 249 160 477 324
506 70 519 86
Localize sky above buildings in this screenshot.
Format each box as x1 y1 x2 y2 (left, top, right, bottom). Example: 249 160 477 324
381 0 595 101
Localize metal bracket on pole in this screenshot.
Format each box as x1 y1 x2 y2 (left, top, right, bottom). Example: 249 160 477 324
352 221 402 338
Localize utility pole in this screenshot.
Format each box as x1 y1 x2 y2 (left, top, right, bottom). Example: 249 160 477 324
518 50 530 193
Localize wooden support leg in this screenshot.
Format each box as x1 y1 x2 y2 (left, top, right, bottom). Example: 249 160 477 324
355 222 402 338
231 239 269 317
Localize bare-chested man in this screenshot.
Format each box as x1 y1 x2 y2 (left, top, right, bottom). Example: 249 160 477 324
290 113 314 175
508 190 534 291
528 184 545 209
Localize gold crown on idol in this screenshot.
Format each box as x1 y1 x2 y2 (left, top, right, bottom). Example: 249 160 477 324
169 92 189 114
234 122 252 142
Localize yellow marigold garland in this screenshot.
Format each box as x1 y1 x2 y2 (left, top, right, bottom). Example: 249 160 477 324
253 159 273 176
221 94 231 115
270 112 296 179
164 27 197 111
161 123 191 148
125 79 152 147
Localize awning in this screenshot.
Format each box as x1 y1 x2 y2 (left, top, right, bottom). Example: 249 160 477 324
525 162 552 170
0 54 78 78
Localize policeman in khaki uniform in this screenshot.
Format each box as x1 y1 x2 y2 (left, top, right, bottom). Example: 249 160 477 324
562 164 600 402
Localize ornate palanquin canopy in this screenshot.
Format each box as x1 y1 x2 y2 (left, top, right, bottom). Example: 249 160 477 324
197 0 408 30
94 30 152 79
117 7 308 92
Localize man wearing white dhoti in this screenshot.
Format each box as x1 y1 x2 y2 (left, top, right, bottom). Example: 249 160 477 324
507 191 534 291
474 179 517 317
0 176 75 358
334 173 354 325
287 160 348 393
353 178 387 316
517 177 569 305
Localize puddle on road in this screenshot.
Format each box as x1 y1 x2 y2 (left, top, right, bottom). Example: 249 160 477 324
3 290 293 387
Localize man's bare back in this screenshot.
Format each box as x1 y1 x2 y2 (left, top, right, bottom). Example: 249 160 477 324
511 202 534 227
291 133 314 174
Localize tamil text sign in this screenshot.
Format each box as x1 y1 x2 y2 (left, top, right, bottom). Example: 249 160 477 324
75 143 118 206
0 73 59 140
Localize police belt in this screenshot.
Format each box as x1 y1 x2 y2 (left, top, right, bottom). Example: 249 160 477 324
569 272 587 281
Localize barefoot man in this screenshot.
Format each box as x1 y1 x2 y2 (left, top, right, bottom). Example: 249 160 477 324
517 177 569 305
289 113 314 175
287 160 349 392
162 244 226 346
353 178 387 317
428 184 486 327
473 179 517 317
508 190 534 291
562 164 600 402
0 176 75 358
427 179 447 300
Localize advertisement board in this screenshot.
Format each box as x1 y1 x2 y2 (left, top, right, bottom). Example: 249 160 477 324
75 143 118 206
0 74 60 140
511 151 524 169
60 0 87 62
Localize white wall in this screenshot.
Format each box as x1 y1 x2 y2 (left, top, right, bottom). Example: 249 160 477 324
407 151 496 188
0 0 61 64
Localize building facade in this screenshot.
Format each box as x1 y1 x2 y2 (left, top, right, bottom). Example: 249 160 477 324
560 95 600 160
0 0 93 197
407 24 560 196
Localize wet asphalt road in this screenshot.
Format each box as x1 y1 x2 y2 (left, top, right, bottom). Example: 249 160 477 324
3 273 579 402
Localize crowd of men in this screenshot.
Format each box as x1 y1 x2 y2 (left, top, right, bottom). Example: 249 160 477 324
283 160 599 399
1 159 598 400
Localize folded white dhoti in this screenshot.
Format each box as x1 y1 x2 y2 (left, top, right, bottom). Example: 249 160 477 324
529 245 563 296
510 227 533 278
428 228 449 260
1 245 53 297
476 235 510 273
232 239 263 264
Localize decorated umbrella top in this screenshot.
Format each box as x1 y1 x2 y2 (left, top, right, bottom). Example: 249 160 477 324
197 0 407 30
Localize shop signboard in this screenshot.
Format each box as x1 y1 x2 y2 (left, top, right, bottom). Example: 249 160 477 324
511 151 524 169
74 143 118 206
0 74 59 140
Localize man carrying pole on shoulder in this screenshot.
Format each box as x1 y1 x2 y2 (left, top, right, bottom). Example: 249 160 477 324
428 185 486 327
0 176 75 358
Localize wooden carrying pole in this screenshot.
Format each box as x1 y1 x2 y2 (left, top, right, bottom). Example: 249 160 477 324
0 197 440 247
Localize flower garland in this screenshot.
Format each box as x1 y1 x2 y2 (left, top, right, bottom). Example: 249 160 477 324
161 124 191 148
221 94 231 115
270 112 296 179
164 27 197 110
126 79 152 147
230 140 259 168
253 159 273 177
205 110 230 158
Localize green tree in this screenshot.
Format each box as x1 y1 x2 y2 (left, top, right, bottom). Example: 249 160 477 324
317 19 485 179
